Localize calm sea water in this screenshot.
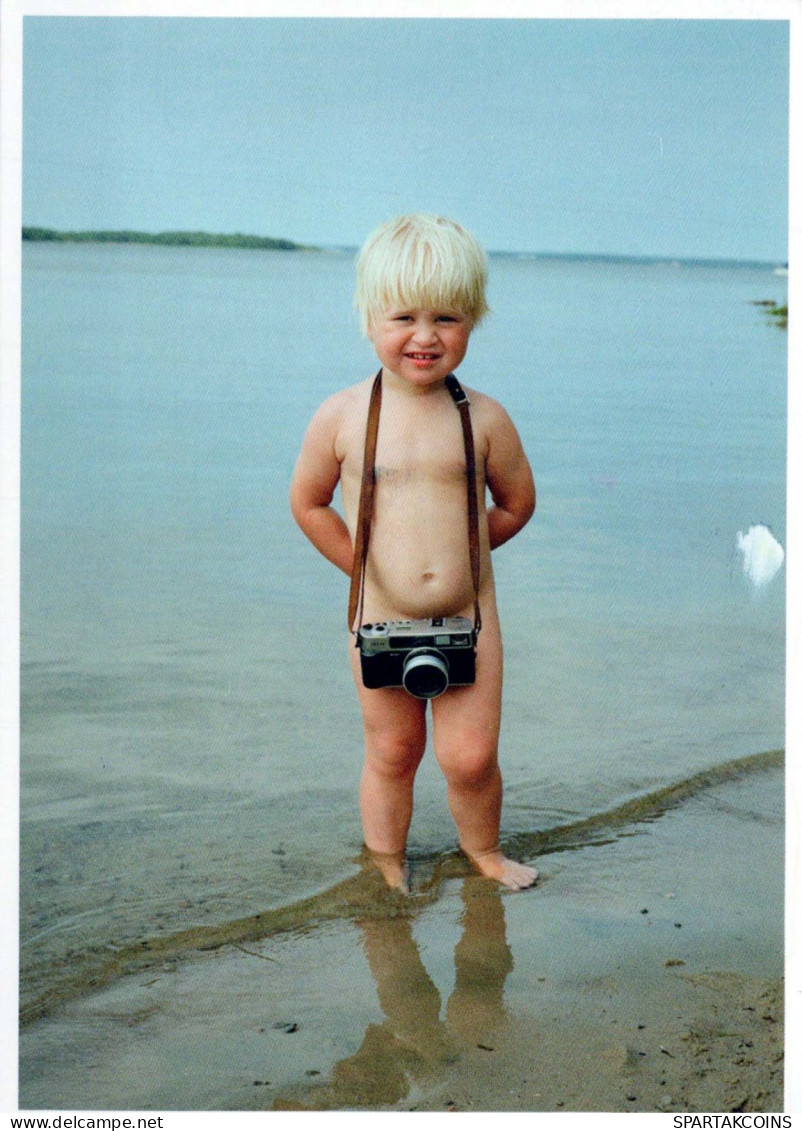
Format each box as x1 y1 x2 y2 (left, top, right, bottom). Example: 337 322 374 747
20 243 786 1003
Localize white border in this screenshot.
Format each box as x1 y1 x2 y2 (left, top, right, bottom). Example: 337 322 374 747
785 4 801 1120
2 1 798 1123
1 0 797 14
0 2 22 1119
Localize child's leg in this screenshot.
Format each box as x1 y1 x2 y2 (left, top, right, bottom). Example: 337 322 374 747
431 615 538 891
349 642 427 888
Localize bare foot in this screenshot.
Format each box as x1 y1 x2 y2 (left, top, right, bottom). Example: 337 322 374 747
366 847 410 894
462 845 539 891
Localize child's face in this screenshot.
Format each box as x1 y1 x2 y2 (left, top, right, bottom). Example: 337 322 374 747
368 307 473 389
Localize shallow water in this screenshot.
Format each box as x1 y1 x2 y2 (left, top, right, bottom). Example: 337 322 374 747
19 765 783 1110
20 243 786 1013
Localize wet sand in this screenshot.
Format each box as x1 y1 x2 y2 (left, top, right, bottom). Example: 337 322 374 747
19 758 784 1112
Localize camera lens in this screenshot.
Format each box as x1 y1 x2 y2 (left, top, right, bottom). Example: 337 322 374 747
402 649 449 699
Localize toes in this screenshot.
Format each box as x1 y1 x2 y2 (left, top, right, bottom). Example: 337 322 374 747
499 859 537 888
464 848 539 890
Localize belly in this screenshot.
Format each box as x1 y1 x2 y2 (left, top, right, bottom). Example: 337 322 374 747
362 486 486 620
366 553 474 619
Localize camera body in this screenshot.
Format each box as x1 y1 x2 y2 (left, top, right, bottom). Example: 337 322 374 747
357 616 477 699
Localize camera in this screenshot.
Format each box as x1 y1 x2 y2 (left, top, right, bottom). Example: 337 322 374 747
357 617 477 699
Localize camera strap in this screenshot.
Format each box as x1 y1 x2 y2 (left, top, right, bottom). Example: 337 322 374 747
348 370 482 636
446 373 482 635
348 370 383 636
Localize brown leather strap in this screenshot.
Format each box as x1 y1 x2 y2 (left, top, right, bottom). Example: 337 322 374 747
445 374 482 633
348 370 382 632
348 370 482 635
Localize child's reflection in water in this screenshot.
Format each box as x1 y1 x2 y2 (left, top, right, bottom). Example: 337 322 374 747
273 881 513 1110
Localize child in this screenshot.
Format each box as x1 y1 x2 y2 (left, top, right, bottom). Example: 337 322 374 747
290 214 538 892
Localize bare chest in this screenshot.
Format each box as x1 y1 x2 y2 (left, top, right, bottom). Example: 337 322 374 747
374 445 467 489
337 386 487 520
360 402 472 470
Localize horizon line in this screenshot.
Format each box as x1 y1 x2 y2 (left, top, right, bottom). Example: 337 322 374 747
21 226 786 270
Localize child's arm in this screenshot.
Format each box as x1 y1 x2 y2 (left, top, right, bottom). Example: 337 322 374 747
483 400 536 550
290 398 354 575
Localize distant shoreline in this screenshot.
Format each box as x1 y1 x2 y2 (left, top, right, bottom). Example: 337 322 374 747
21 227 785 271
21 227 311 252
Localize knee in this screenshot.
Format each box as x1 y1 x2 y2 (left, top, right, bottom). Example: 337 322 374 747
364 728 426 782
438 733 499 791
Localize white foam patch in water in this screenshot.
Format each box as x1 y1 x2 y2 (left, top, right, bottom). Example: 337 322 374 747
737 524 785 588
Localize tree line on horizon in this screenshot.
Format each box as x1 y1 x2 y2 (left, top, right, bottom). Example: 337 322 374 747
22 227 307 251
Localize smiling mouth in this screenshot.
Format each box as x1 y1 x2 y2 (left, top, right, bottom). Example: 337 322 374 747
406 353 440 361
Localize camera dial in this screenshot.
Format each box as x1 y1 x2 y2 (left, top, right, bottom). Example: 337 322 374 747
402 648 449 699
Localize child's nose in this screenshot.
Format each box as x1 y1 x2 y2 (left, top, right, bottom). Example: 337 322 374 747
412 320 437 343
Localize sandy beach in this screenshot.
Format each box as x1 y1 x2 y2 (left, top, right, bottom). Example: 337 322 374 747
19 754 783 1113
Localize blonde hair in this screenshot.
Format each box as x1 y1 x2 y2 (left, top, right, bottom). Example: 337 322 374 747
355 213 490 334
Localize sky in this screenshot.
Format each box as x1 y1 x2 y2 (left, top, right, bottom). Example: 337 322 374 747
22 16 790 262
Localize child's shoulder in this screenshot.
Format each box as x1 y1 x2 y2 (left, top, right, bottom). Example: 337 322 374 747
303 376 375 460
462 385 516 429
461 385 525 463
309 375 373 424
